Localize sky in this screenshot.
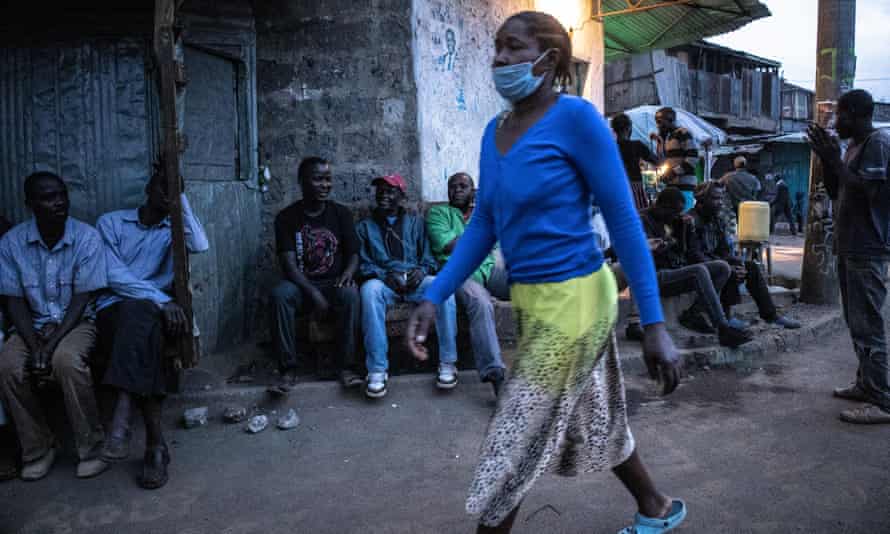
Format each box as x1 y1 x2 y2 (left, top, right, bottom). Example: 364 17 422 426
709 0 890 102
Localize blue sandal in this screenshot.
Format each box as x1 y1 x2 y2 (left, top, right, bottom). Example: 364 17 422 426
618 499 687 534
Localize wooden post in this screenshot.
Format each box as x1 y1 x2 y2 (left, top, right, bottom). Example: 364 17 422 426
154 0 198 369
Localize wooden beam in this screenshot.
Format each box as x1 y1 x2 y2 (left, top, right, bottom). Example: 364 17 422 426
154 0 198 369
595 0 696 19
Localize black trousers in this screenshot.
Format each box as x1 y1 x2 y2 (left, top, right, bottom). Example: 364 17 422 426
657 261 732 328
771 200 795 234
720 260 777 321
97 299 167 397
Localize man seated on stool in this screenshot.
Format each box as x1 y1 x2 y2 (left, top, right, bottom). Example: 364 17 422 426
94 164 209 489
0 172 108 481
689 181 800 330
270 157 362 392
427 172 506 396
357 174 458 399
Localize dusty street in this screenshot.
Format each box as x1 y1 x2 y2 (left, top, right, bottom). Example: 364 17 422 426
3 326 890 534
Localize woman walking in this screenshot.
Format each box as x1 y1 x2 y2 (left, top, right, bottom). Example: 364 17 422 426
406 12 686 534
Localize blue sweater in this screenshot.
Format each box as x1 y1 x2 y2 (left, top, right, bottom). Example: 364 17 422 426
424 96 664 326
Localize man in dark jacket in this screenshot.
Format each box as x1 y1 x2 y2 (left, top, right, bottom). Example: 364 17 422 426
635 188 752 348
690 181 800 330
769 176 796 235
357 174 457 399
720 156 761 213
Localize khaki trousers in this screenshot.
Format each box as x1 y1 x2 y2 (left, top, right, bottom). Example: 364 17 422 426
0 322 104 462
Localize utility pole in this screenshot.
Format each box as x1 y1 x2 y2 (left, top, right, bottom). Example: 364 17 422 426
799 0 856 305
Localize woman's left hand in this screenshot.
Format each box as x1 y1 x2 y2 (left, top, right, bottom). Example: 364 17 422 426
641 322 682 395
406 301 437 361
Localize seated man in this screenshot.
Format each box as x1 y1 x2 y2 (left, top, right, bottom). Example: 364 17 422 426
690 181 800 330
0 215 17 481
635 188 752 348
427 173 505 395
270 157 361 391
94 164 209 489
357 174 457 398
0 172 108 481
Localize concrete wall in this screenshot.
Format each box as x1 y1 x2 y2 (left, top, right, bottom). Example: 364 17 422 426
412 0 533 202
254 0 420 316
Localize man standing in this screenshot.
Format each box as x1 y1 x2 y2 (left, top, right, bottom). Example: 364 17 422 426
689 182 800 330
427 173 505 395
94 165 209 489
612 113 657 209
770 175 796 235
357 174 457 398
720 156 762 214
650 106 680 161
271 157 362 392
0 172 108 481
809 89 890 424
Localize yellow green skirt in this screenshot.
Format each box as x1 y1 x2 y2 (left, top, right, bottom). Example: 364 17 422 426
467 267 635 526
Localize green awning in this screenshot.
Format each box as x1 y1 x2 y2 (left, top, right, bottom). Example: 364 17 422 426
598 0 771 61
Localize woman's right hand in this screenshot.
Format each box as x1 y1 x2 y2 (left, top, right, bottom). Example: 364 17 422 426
405 301 437 361
641 322 682 395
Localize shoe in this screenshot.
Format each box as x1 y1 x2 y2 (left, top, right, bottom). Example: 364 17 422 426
483 368 506 397
101 430 131 463
726 317 750 330
365 372 388 399
339 369 364 389
267 371 298 397
76 458 110 479
625 322 644 342
769 315 801 329
679 308 715 334
839 404 890 424
21 448 56 481
717 324 753 348
833 384 869 402
139 446 170 490
437 363 458 390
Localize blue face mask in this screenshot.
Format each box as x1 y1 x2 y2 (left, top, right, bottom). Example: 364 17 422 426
492 50 553 103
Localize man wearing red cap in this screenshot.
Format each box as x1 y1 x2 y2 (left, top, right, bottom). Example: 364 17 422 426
357 174 458 398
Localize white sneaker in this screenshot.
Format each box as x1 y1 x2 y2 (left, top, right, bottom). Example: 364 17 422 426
436 363 458 390
366 372 388 399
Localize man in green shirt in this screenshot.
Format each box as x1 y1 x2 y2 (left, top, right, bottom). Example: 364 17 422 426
427 173 506 394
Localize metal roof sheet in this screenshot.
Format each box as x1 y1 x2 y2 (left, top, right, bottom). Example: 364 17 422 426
599 0 771 61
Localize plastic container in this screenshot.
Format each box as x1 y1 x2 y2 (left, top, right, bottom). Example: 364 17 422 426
738 201 770 242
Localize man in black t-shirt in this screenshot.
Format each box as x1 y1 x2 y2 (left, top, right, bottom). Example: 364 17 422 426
270 157 362 393
612 113 656 209
810 89 890 424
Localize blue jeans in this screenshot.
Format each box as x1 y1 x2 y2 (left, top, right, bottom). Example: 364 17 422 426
456 280 505 380
361 276 457 373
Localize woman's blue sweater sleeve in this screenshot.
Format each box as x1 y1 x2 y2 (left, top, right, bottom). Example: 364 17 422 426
567 101 664 325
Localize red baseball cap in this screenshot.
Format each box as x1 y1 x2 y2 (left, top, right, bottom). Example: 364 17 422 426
372 173 407 193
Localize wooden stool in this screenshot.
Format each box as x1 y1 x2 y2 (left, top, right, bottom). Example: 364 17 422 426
737 240 773 279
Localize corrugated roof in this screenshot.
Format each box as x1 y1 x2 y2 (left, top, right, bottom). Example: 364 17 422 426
599 0 771 61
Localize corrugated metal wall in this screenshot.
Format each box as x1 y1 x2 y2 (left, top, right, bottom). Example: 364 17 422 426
0 40 152 224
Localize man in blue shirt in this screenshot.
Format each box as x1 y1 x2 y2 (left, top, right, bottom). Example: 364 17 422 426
94 166 209 489
357 174 457 399
0 172 108 481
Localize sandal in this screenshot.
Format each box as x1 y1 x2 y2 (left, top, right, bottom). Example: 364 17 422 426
139 446 170 490
101 430 132 463
618 499 687 534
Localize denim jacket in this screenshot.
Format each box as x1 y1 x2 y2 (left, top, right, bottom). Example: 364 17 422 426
356 210 438 281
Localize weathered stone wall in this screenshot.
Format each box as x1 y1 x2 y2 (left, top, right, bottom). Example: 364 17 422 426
253 0 420 317
412 0 534 202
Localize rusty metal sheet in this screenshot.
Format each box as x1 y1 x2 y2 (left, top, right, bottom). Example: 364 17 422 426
0 40 152 225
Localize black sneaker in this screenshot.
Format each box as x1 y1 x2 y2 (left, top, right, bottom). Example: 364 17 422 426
484 368 506 397
267 371 298 397
718 324 753 348
769 315 801 329
625 322 644 342
679 308 715 334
